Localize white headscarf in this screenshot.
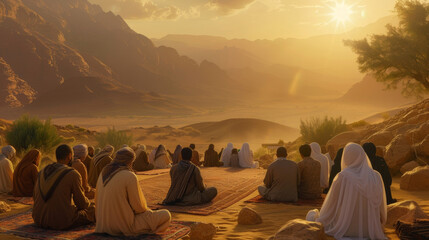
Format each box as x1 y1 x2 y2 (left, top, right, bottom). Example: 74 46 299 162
73 144 88 161
315 143 387 240
238 143 258 168
1 145 16 162
310 142 330 188
220 143 233 167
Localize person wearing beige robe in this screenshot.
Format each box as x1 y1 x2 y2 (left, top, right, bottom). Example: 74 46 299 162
88 145 114 188
95 147 171 236
72 144 95 199
148 145 172 169
0 145 16 193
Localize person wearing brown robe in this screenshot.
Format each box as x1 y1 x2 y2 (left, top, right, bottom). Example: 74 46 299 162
171 145 182 165
163 147 217 206
72 144 95 199
297 144 322 199
33 144 95 230
82 146 94 175
133 145 154 171
88 145 114 188
189 144 201 166
12 149 41 197
230 149 240 168
203 144 223 167
258 147 300 202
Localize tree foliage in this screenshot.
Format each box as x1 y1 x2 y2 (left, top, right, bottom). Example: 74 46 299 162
6 115 62 153
345 0 429 97
300 116 348 146
96 127 133 150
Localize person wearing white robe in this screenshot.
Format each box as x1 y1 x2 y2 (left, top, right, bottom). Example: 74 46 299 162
306 143 387 240
0 145 16 193
220 143 233 167
148 145 171 169
238 143 259 168
310 142 330 189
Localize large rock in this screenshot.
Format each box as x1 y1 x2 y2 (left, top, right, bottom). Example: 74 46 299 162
362 130 394 147
189 223 217 240
0 201 11 213
407 112 429 124
237 207 262 225
400 166 429 191
326 131 365 154
400 161 420 174
386 200 429 228
271 219 328 240
384 134 413 173
415 135 429 157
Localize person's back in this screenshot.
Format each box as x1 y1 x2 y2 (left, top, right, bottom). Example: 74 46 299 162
12 149 40 197
204 144 221 167
297 144 321 199
0 145 15 193
190 144 201 166
133 147 154 171
88 145 114 188
230 149 240 168
258 147 299 202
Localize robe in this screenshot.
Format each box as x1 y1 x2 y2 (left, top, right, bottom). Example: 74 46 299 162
258 158 299 202
191 150 201 166
88 155 112 188
12 163 38 197
230 153 240 168
71 159 94 199
298 157 322 199
33 163 95 230
204 149 222 167
133 150 154 171
238 143 259 168
220 143 233 167
163 160 217 206
95 170 171 236
83 155 93 175
310 142 330 189
0 155 13 193
149 148 172 169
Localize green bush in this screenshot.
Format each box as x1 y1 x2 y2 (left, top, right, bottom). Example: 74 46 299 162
96 127 133 150
300 116 349 146
6 115 62 153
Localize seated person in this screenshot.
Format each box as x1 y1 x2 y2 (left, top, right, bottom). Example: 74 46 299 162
149 145 172 169
230 148 240 168
363 142 396 204
310 142 330 190
258 147 299 202
238 143 259 168
171 145 182 165
12 149 41 197
82 146 94 175
88 145 114 188
327 148 343 192
33 144 95 230
163 148 217 206
71 144 95 199
95 147 171 236
203 144 223 167
306 143 386 240
0 145 16 194
189 144 201 166
133 144 154 171
220 143 233 167
297 144 321 199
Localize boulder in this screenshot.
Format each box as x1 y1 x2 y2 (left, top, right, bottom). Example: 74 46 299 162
237 207 262 225
0 201 11 213
415 135 429 157
272 219 328 240
406 122 429 143
384 121 406 132
400 161 420 174
326 131 365 154
386 200 428 228
407 112 429 125
189 223 217 240
362 130 394 147
400 166 429 191
384 134 413 173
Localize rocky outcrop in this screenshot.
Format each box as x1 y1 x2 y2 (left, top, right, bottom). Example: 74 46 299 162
400 161 420 174
237 207 262 225
386 200 428 227
400 166 429 191
189 223 217 240
270 219 328 240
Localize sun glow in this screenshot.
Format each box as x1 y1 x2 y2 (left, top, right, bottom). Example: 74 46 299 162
328 1 354 28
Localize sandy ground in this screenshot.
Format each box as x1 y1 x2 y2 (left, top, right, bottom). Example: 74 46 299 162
1 176 428 240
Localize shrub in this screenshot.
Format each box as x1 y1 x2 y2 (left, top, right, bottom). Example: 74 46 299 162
300 116 349 146
96 127 133 150
6 115 62 153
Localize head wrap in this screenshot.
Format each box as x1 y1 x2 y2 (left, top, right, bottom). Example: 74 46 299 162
101 147 135 186
1 145 16 162
73 144 88 161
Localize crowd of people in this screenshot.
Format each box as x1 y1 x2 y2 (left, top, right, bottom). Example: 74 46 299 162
0 139 396 239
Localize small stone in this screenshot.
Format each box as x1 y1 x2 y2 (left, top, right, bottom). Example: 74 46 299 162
189 223 217 240
386 200 428 228
237 207 262 225
0 201 11 213
273 219 328 240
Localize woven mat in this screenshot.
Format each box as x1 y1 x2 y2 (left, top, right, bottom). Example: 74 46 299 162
136 169 171 176
244 194 325 207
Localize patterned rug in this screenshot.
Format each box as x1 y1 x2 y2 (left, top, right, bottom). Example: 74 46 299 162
140 168 266 215
395 219 429 240
136 169 170 176
244 194 326 207
0 210 193 240
7 197 34 205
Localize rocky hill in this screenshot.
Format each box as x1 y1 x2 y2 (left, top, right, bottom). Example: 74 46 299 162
327 98 429 174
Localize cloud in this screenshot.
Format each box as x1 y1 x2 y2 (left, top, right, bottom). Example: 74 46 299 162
208 0 256 15
289 4 324 9
89 0 182 20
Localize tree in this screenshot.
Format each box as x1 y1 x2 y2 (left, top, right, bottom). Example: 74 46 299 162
345 0 429 97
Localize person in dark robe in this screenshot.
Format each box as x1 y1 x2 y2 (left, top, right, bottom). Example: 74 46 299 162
133 144 154 171
163 147 217 206
297 144 321 199
327 148 343 193
172 145 182 165
88 145 114 188
12 149 41 197
189 144 201 166
32 144 95 230
363 142 396 204
204 144 223 167
83 146 94 175
230 148 240 168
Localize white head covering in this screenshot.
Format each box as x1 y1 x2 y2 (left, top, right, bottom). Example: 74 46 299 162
73 144 88 161
238 143 258 168
310 142 330 188
220 143 233 167
315 143 387 240
1 145 16 162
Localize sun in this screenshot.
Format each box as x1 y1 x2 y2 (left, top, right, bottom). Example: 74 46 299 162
328 1 354 28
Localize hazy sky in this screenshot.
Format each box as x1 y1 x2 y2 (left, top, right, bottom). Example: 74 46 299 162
90 0 398 40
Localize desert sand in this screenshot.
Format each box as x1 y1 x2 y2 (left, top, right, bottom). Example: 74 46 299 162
1 173 428 240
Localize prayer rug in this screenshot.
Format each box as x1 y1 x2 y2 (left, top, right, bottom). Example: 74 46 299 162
136 169 170 176
244 194 326 207
7 197 34 205
140 168 266 215
0 209 193 240
395 219 429 240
